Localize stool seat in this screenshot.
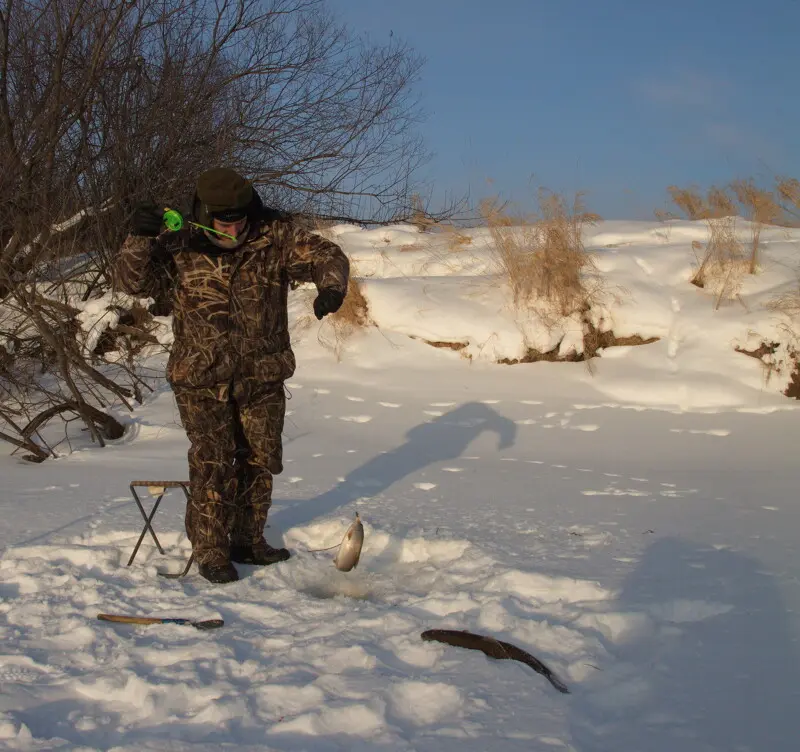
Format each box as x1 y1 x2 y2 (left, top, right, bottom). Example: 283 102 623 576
130 480 191 489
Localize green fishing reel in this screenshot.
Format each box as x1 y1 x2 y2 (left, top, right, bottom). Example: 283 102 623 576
162 208 184 232
161 207 237 240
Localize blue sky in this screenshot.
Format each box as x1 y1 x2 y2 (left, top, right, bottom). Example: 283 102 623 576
327 0 800 219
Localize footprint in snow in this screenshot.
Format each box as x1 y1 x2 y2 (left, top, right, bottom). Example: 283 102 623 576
583 487 650 497
338 415 373 423
414 482 437 491
669 428 730 437
379 402 401 408
346 396 365 402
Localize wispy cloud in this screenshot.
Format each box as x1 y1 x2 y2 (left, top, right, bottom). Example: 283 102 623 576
636 69 731 110
632 68 774 156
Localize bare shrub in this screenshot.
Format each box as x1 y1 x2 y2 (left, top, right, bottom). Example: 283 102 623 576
0 0 430 459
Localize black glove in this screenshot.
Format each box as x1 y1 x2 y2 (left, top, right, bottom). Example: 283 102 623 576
313 288 345 320
130 201 164 237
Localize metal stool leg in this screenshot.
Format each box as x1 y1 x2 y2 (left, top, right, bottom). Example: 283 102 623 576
127 484 166 566
158 552 195 579
156 483 195 579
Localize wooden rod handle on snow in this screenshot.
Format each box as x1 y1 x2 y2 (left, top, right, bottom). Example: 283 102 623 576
97 613 223 630
98 613 164 625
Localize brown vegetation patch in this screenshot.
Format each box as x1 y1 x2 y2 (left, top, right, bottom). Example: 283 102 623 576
498 328 660 365
735 342 779 360
498 346 581 365
318 273 373 360
784 360 800 400
734 341 800 400
333 277 371 329
409 335 468 352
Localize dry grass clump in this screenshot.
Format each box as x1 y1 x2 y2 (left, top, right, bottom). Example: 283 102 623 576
441 224 473 251
480 190 601 319
777 177 800 225
730 179 782 273
333 276 370 330
667 185 710 221
759 281 800 398
317 261 371 360
666 179 790 304
667 184 746 306
408 193 438 232
692 220 747 308
767 282 800 320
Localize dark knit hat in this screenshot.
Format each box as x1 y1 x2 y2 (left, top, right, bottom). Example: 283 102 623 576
196 168 253 223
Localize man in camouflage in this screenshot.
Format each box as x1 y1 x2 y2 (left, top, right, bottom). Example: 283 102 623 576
115 168 349 583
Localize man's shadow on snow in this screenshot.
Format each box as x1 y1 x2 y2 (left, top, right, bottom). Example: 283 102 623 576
273 401 516 530
570 537 800 752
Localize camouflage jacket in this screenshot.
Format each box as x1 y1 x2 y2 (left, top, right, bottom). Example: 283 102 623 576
115 211 349 388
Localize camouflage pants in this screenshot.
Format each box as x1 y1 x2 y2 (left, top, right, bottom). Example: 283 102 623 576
173 379 286 566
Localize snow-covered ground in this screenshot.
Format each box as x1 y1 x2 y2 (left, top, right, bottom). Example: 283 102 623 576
2 220 800 750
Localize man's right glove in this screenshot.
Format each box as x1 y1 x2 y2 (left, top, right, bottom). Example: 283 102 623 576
131 202 164 237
